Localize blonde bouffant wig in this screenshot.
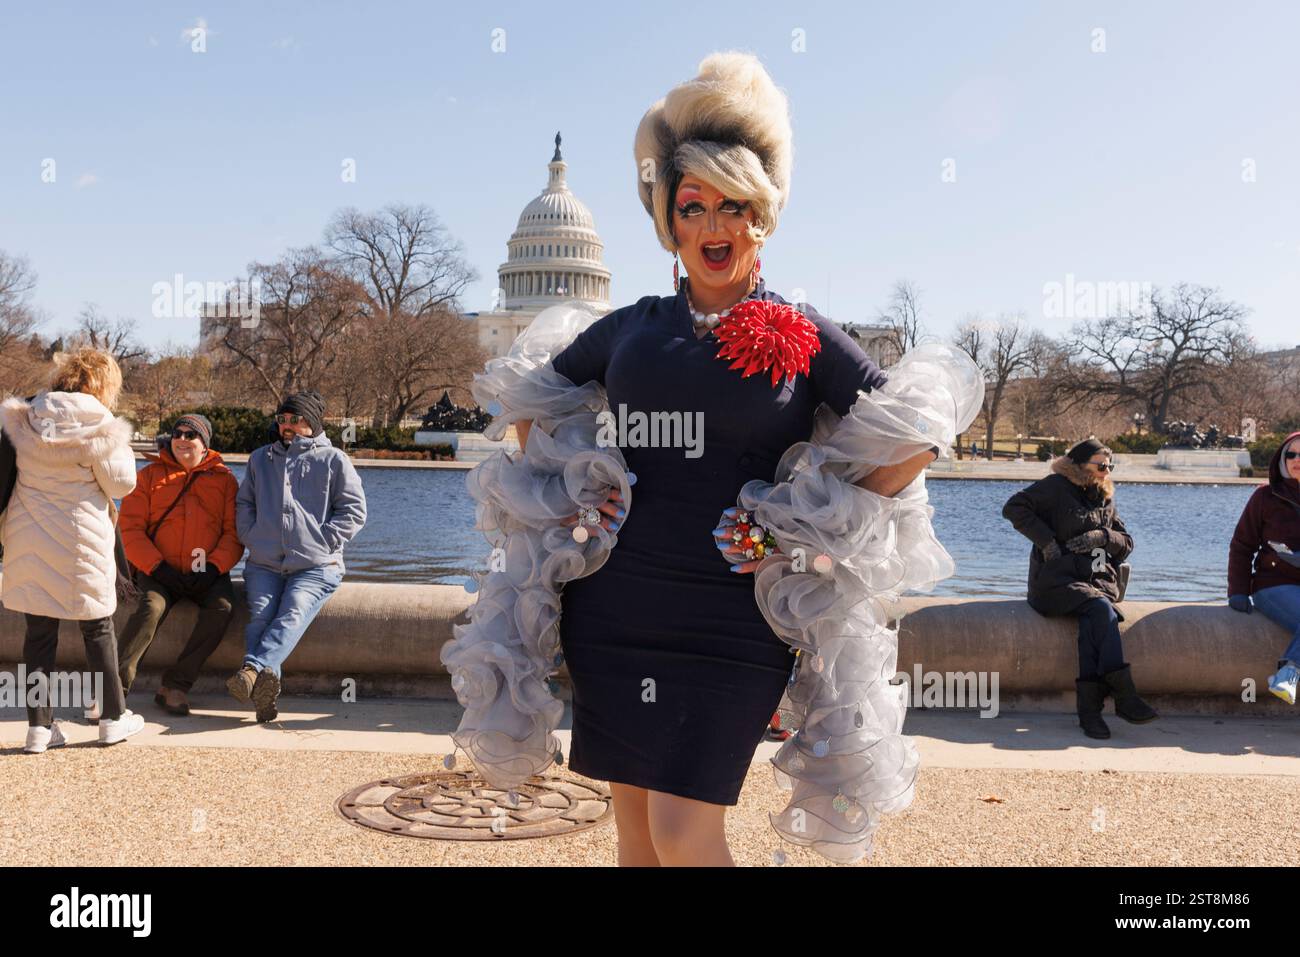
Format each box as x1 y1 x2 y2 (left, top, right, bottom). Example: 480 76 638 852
49 347 124 410
634 51 794 256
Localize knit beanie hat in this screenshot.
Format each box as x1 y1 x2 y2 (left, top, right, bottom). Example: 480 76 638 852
1067 438 1108 464
274 390 326 436
173 413 213 449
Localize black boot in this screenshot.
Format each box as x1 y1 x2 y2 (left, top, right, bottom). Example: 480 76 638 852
1075 679 1110 739
1101 664 1158 723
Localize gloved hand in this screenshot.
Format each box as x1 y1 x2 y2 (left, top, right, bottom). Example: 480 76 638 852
1228 594 1252 614
1065 530 1108 554
1040 540 1062 561
1103 528 1130 557
150 562 188 595
184 567 222 597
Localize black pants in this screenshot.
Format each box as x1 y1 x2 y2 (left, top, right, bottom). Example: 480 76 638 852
1076 597 1125 680
23 614 126 727
117 571 235 694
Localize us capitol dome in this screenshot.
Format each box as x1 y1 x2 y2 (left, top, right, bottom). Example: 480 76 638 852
473 132 612 357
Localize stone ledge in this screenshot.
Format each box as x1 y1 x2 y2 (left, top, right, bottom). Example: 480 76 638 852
0 582 1294 712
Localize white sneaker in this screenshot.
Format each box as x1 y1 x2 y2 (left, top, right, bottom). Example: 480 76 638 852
24 722 68 754
1268 664 1299 705
98 709 145 745
84 698 101 723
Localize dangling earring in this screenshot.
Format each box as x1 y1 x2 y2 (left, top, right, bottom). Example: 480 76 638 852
672 254 680 292
752 255 762 288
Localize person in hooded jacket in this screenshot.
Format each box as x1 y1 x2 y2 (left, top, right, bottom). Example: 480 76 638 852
0 348 145 752
1002 438 1158 738
1227 430 1300 704
116 413 243 715
229 391 366 722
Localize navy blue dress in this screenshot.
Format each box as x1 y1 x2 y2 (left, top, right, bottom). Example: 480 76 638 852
550 277 888 805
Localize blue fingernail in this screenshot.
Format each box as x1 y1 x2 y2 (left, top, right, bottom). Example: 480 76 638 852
616 508 625 518
716 541 730 550
609 521 620 531
730 563 741 572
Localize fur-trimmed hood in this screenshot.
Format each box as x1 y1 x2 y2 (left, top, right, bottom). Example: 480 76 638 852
1051 454 1114 500
0 391 134 465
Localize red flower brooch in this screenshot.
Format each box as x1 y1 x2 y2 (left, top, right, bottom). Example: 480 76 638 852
713 300 821 388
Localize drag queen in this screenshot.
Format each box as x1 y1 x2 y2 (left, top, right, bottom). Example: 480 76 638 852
442 51 983 865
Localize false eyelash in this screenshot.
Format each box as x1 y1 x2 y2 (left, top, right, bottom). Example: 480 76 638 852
676 200 750 217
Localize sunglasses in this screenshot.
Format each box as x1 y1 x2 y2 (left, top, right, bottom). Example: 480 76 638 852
1285 451 1300 461
274 413 306 425
1089 461 1115 472
172 428 201 441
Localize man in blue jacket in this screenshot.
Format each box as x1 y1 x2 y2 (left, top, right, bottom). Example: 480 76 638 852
229 391 367 721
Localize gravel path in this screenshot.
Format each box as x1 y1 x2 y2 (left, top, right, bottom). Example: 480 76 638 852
1 744 1291 866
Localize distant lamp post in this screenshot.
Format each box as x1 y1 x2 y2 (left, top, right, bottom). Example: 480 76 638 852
1133 412 1145 435
1016 433 1023 459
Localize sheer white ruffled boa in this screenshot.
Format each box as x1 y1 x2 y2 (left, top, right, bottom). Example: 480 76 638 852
441 302 984 863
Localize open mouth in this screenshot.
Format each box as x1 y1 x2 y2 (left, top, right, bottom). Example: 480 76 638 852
700 241 732 270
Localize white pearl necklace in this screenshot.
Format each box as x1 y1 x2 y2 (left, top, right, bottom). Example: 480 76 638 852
685 281 756 331
688 302 727 330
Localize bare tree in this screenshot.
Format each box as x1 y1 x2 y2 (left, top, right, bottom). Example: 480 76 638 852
325 204 479 425
1053 283 1248 434
955 313 1047 459
363 306 486 426
211 247 368 405
325 203 477 320
319 342 377 423
0 253 48 396
74 305 148 366
1004 335 1065 439
0 252 41 358
876 279 925 365
1187 336 1280 437
0 336 51 398
137 347 195 428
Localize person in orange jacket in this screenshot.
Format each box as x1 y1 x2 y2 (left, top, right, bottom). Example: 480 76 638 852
117 413 244 714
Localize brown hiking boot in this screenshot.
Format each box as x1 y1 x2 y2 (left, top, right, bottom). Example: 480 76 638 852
226 665 258 704
153 686 191 716
252 668 281 723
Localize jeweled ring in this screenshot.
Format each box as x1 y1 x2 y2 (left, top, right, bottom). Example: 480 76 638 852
572 506 604 543
726 514 781 561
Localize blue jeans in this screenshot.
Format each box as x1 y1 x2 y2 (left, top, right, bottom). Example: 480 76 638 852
1250 584 1300 668
242 563 344 677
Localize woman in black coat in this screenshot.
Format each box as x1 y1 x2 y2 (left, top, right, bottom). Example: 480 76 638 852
1001 439 1158 738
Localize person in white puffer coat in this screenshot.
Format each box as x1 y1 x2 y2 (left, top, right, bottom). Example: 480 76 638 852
0 348 147 751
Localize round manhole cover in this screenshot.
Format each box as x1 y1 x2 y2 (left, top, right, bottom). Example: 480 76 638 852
337 770 613 841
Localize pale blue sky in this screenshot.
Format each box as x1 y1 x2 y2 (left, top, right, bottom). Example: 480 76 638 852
1 1 1296 351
